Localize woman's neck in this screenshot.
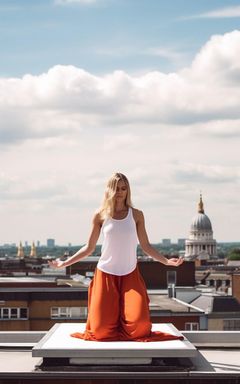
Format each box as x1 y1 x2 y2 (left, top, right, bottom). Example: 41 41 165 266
114 202 128 212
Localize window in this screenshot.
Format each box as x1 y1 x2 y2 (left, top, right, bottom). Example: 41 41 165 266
185 322 199 331
20 308 28 318
223 319 240 330
51 307 88 319
2 308 9 319
0 307 28 320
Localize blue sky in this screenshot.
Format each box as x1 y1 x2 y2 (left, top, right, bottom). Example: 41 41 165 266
1 0 240 76
0 0 240 245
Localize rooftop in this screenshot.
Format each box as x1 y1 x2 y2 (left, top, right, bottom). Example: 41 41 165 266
190 294 240 314
149 295 203 314
0 328 239 383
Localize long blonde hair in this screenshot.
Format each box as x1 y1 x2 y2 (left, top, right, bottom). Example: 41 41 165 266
99 173 133 220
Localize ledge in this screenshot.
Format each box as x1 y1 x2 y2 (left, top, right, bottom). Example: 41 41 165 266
0 328 240 382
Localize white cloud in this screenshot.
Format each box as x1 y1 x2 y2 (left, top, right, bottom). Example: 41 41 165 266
1 31 240 146
95 45 186 65
1 30 240 243
186 30 240 84
146 47 183 61
0 172 66 202
173 163 240 184
103 133 141 151
189 119 240 138
193 6 240 19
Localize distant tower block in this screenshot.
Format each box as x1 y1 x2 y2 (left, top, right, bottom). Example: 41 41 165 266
47 239 55 248
17 242 24 258
185 194 217 260
30 242 37 257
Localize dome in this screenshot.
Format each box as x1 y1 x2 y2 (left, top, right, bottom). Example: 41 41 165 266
190 194 213 231
191 213 212 231
185 194 217 259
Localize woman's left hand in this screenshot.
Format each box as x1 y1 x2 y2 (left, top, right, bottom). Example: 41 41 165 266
166 257 184 267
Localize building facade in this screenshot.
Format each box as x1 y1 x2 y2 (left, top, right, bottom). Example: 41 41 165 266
0 285 204 332
185 195 217 260
0 287 88 331
66 259 196 289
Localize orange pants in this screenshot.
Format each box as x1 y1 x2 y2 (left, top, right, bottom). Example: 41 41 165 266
71 265 183 342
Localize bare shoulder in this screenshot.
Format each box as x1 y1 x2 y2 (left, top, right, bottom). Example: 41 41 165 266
132 207 144 223
92 210 104 226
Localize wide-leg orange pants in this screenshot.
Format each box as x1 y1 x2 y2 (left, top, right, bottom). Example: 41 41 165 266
71 265 183 342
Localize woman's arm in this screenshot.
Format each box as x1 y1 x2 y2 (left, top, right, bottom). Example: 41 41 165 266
134 209 183 267
48 212 102 269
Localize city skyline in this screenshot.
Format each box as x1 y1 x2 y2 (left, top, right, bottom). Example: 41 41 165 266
0 1 240 244
0 238 187 248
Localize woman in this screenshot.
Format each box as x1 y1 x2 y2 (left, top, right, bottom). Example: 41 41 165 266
49 172 184 342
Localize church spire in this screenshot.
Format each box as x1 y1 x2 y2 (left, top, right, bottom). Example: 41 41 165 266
30 242 37 257
198 193 204 214
17 241 24 258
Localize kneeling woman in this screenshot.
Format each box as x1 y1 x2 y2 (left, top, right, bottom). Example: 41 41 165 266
49 172 184 342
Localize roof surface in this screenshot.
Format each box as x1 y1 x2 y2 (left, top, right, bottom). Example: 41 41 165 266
191 213 212 231
0 330 240 380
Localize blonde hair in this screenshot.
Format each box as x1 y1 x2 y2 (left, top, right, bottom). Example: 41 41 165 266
99 173 133 220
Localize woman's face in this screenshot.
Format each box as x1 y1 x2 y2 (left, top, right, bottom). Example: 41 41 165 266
115 179 128 204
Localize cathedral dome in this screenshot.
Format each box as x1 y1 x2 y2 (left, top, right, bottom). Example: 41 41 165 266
185 194 217 260
190 194 212 232
191 213 212 231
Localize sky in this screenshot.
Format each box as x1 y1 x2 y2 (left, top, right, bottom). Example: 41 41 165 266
0 0 240 246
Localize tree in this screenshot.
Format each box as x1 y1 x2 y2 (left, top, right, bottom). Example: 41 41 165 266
228 248 240 261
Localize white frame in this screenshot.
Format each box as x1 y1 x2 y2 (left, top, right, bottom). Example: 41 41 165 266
50 306 88 319
0 307 28 320
185 322 199 331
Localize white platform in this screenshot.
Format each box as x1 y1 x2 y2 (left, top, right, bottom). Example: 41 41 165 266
32 323 196 361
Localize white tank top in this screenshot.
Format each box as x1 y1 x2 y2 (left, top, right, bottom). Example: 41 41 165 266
97 208 138 276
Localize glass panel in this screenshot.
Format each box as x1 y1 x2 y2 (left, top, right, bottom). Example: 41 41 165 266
224 319 240 330
51 308 59 315
20 308 28 319
10 308 18 319
192 323 199 331
70 307 81 318
59 308 68 317
1 308 28 320
51 307 86 319
2 308 9 319
185 322 199 331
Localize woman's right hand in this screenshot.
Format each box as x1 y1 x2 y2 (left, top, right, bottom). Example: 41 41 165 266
48 259 65 269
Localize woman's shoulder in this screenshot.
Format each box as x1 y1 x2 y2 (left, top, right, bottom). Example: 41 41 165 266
92 209 104 226
131 207 144 221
